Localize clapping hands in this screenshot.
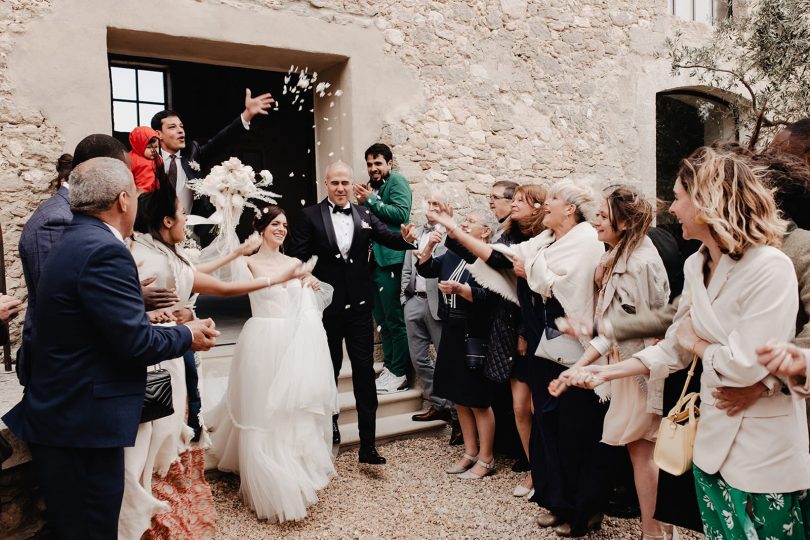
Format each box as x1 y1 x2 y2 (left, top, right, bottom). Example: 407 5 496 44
401 223 418 244
353 183 372 205
426 201 455 230
237 236 262 256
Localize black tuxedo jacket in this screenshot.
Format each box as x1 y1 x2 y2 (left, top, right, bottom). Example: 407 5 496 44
288 199 414 318
2 215 191 448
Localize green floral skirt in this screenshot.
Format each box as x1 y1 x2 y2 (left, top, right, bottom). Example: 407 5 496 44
693 465 809 539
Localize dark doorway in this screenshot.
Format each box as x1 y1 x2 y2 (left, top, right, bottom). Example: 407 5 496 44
655 91 736 256
108 54 318 236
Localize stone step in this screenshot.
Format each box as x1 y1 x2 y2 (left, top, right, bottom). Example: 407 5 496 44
337 361 384 393
337 412 447 448
337 387 423 425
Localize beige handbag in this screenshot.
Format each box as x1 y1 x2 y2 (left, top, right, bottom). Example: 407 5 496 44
653 355 700 476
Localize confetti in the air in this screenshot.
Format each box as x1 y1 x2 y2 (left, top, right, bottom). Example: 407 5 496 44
300 199 306 205
289 172 295 177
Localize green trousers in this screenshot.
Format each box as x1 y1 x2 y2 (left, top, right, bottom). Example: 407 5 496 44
693 465 809 539
372 263 409 377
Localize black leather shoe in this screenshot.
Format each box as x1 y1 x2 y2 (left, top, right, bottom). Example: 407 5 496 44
412 406 451 422
358 446 386 465
449 420 463 446
332 419 341 445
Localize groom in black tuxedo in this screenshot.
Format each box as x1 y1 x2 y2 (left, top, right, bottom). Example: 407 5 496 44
288 162 416 464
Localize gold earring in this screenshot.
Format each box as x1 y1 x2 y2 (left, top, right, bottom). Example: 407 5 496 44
695 215 705 225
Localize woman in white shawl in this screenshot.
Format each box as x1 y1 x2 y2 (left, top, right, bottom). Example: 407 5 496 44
121 186 303 540
429 180 609 537
566 147 810 540
549 186 670 539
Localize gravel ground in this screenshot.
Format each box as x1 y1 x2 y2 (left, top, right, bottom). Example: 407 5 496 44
210 430 703 539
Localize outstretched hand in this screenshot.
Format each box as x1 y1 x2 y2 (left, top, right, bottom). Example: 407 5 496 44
757 339 807 378
401 223 418 244
243 89 274 122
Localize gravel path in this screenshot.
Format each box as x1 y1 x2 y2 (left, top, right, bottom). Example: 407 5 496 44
210 430 703 539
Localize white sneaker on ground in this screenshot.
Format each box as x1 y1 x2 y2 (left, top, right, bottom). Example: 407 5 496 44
376 372 408 394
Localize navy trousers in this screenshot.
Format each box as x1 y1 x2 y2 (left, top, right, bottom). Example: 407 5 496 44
29 444 124 539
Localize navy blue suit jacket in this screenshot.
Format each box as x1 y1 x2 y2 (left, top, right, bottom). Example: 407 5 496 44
3 214 192 448
17 185 73 385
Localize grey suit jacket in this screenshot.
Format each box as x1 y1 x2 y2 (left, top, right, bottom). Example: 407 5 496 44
401 238 446 321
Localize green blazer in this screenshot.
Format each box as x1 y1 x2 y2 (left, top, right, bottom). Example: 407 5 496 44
365 170 412 267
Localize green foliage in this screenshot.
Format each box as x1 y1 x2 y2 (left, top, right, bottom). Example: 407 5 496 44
664 0 810 147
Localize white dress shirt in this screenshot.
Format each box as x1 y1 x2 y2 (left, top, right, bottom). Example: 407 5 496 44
328 201 354 260
103 222 125 244
413 228 434 293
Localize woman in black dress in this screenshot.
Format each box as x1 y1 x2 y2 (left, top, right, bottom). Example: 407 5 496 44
417 209 497 479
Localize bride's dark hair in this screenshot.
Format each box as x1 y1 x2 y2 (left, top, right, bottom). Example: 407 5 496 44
135 183 190 265
253 205 287 233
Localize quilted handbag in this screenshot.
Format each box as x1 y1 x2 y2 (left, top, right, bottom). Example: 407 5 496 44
654 355 700 476
140 367 174 423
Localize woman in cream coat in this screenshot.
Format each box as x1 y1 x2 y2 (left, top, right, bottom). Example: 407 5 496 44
566 147 810 539
550 186 670 539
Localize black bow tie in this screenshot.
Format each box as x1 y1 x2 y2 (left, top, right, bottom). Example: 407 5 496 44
369 178 385 190
332 205 352 215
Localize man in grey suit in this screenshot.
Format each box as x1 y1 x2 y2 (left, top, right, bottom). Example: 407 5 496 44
401 192 454 426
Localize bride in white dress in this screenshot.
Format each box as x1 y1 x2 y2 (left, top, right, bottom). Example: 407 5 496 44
208 205 338 522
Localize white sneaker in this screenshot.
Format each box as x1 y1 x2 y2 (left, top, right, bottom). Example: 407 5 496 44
375 367 393 390
377 373 408 394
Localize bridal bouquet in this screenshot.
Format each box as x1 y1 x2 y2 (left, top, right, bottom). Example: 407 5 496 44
186 157 281 280
186 157 281 232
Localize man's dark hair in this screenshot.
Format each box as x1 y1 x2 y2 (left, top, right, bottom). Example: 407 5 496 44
752 150 810 229
71 134 127 170
151 110 181 132
492 180 519 199
364 143 393 164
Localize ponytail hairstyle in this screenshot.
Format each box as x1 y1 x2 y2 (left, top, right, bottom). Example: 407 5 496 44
50 153 73 192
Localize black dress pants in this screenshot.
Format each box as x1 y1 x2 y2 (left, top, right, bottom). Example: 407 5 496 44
323 306 378 448
29 443 124 540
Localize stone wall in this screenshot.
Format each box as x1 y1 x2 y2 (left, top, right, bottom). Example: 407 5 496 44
0 0 712 349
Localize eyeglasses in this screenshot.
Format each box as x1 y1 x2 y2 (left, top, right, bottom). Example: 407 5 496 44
488 194 512 201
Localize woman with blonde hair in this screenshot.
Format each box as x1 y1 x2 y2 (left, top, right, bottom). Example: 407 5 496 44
549 185 670 539
565 147 809 539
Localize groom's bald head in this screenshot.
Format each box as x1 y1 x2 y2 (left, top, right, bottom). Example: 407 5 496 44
324 161 353 207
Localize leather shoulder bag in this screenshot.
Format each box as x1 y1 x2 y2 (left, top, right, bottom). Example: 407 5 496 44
140 365 174 423
653 354 700 476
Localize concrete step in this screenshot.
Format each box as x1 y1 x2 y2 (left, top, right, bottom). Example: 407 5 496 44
337 412 447 448
337 387 423 425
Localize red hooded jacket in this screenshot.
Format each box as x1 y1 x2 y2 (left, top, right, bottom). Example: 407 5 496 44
129 126 162 192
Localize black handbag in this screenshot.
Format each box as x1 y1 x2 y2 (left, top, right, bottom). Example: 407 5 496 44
140 367 174 423
464 336 488 370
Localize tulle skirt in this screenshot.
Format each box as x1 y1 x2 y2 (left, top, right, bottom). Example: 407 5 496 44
207 310 338 522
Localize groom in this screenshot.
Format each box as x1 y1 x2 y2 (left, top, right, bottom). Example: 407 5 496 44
288 162 416 464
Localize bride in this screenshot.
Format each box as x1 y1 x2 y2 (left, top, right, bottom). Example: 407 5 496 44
207 204 338 522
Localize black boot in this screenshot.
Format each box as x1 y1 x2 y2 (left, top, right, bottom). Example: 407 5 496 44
358 446 386 465
332 418 341 445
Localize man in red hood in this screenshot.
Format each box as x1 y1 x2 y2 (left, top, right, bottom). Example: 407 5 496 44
129 126 162 192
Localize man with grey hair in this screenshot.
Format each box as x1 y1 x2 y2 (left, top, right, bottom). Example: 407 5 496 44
288 161 417 465
2 157 220 539
402 190 455 429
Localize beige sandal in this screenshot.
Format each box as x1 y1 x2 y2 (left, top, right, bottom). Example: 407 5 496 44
457 458 496 479
445 453 477 474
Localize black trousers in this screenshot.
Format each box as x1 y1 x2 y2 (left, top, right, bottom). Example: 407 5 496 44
29 444 124 540
323 306 378 448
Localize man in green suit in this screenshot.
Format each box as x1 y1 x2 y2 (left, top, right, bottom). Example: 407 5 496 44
354 144 413 393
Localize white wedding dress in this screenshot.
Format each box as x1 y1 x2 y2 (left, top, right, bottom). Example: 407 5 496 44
207 278 338 522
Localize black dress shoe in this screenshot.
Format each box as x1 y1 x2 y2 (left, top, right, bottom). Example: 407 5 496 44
412 406 451 422
449 420 463 446
332 419 341 445
358 446 386 464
